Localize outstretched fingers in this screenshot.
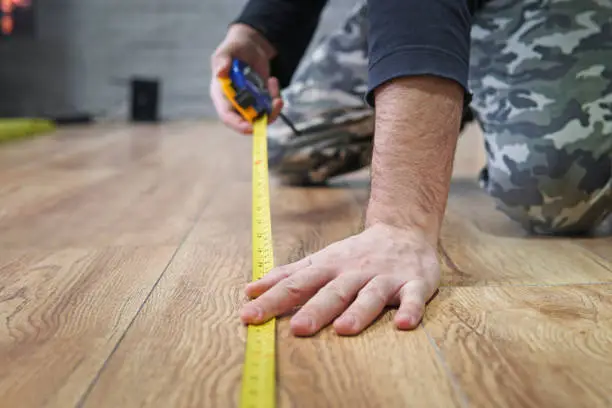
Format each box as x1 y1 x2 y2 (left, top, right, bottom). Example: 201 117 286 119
240 265 334 325
289 272 372 337
394 279 430 330
333 275 405 335
244 257 311 298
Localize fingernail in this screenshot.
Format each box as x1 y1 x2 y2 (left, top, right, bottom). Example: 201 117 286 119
242 306 262 322
292 315 313 331
214 58 229 76
341 315 357 330
395 313 413 329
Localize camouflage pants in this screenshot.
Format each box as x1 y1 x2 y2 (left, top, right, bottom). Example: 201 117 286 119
471 0 612 235
272 0 612 235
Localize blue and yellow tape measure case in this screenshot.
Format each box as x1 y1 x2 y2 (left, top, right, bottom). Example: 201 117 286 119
219 59 274 123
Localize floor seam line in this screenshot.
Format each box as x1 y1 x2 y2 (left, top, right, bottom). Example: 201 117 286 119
439 243 470 286
73 191 217 408
439 282 612 288
580 248 612 273
422 322 471 408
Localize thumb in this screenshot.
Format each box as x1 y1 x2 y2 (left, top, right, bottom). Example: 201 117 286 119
213 53 232 78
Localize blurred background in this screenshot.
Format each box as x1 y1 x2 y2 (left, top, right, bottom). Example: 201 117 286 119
0 0 357 122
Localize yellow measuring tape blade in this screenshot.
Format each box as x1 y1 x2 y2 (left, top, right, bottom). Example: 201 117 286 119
240 114 276 408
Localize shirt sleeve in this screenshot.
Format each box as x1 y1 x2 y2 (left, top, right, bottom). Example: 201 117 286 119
233 0 329 89
365 0 475 108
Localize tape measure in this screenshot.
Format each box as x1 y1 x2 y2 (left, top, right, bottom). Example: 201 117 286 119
219 59 277 408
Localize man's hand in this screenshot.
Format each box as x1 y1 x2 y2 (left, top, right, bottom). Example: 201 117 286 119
241 223 440 336
209 23 283 134
241 75 463 336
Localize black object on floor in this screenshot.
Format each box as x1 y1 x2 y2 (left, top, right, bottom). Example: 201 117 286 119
130 77 160 122
51 113 93 125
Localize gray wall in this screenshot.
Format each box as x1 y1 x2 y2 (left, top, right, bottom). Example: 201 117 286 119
0 0 358 120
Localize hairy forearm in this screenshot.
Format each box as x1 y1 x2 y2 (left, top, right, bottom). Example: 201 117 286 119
365 75 464 245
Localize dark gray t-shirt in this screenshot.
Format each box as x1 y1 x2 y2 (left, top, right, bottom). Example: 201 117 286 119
234 0 487 107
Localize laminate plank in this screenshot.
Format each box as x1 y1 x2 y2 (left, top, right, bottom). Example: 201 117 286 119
440 181 612 286
0 126 108 172
0 121 237 407
0 162 212 248
0 246 176 408
79 241 249 408
274 311 465 408
0 126 130 224
423 285 612 408
80 178 462 407
450 122 488 180
0 125 140 177
574 215 612 263
0 168 118 224
577 237 612 264
0 122 233 249
2 119 608 408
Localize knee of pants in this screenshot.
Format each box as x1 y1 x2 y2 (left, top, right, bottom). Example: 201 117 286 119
484 141 612 235
467 0 612 234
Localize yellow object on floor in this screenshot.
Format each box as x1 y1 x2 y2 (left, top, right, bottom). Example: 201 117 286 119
241 114 276 408
0 118 56 144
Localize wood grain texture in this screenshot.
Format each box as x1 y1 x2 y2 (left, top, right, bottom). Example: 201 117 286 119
79 241 249 408
440 182 612 286
1 120 610 408
80 178 461 407
0 125 123 173
423 285 612 408
0 122 230 248
0 246 176 408
275 312 465 408
0 121 235 407
575 215 612 263
79 180 263 408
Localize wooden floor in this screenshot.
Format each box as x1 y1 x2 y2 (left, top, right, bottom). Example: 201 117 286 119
0 121 611 408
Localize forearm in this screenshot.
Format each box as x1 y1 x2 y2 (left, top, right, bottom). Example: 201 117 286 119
365 76 463 245
362 0 474 244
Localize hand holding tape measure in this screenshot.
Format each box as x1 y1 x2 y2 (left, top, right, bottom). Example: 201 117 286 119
219 58 279 408
219 59 300 135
